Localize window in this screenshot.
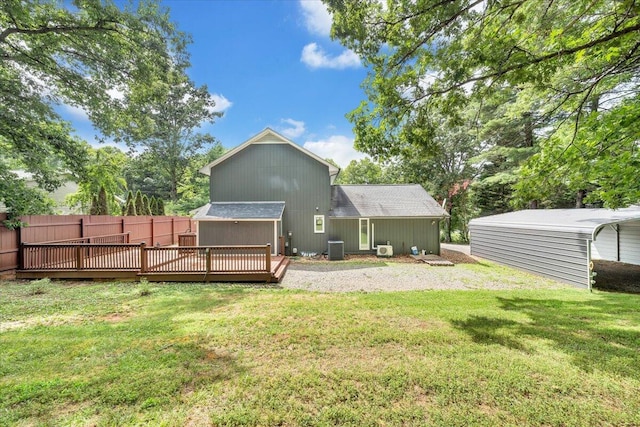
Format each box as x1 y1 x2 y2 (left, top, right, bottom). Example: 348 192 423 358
359 218 369 250
314 215 325 233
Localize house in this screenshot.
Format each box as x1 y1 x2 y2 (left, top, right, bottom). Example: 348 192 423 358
194 128 448 257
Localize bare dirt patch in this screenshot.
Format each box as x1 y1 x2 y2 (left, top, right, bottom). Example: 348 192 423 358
593 260 640 293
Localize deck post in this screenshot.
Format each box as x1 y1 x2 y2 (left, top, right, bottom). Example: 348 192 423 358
140 242 147 273
265 244 271 272
76 245 84 270
206 248 211 274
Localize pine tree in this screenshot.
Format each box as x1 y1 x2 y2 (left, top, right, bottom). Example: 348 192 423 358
89 195 99 215
125 198 136 216
123 190 134 215
157 199 165 216
96 186 109 215
141 194 151 216
134 190 144 216
149 196 158 216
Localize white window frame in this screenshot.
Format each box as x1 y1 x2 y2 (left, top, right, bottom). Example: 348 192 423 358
359 218 370 250
314 215 325 234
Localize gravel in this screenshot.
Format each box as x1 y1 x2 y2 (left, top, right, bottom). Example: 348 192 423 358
280 248 567 293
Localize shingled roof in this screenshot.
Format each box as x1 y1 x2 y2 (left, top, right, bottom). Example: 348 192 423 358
193 201 285 220
330 185 448 218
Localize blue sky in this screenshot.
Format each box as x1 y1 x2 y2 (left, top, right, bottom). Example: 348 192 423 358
62 0 370 167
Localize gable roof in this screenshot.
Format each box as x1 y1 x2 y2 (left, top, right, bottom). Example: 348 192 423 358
199 128 340 178
193 201 285 221
330 185 448 218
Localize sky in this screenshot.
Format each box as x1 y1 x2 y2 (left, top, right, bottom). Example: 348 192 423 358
61 0 370 168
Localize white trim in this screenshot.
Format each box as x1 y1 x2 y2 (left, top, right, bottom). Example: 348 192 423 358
314 215 325 234
371 222 377 249
359 218 370 250
274 220 278 256
199 128 340 177
195 218 277 222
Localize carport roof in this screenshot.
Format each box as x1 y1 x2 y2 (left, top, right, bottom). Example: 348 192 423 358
470 206 640 239
193 201 285 221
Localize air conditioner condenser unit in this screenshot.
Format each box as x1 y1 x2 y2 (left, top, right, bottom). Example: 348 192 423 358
376 245 393 257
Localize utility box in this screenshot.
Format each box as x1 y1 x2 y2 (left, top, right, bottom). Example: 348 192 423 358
327 240 344 261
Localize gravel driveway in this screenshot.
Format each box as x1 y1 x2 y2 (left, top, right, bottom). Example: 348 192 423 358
280 249 566 293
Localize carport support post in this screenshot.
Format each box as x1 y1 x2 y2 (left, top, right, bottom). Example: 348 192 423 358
587 240 593 292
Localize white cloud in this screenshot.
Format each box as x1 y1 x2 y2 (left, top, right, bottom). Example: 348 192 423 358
62 103 90 121
210 93 232 113
303 135 367 167
301 43 360 69
299 0 332 36
280 118 306 139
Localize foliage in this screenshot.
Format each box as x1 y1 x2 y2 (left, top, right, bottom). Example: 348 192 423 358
124 67 221 201
0 169 54 229
167 141 225 215
124 198 136 216
134 190 144 216
326 0 640 208
335 158 385 184
0 0 191 222
1 279 640 425
66 146 127 215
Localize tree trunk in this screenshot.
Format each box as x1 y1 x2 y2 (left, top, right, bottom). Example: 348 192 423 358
529 199 538 209
576 189 587 208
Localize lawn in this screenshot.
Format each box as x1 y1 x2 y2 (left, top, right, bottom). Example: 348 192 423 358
1 275 640 426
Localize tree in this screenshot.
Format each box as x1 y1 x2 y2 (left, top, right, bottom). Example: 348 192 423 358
1 0 191 224
66 146 127 214
125 70 221 201
335 158 385 184
167 141 225 215
124 198 136 216
326 0 640 207
134 190 144 216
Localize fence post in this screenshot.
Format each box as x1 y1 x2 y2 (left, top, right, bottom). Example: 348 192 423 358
265 244 271 273
171 217 175 245
140 242 147 273
150 217 154 246
80 217 84 239
18 242 24 270
126 232 130 243
76 245 84 270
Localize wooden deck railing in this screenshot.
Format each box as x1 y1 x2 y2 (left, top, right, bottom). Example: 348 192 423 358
20 242 272 274
144 245 271 273
37 233 131 245
21 243 140 271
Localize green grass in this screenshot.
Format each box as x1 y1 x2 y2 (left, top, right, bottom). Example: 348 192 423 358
1 279 640 426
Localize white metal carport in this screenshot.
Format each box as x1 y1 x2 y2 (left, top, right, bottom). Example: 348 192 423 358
469 207 640 289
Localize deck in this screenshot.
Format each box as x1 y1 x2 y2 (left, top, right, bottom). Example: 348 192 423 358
17 243 289 283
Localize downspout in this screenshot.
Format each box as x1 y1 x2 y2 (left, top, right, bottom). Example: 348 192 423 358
371 223 376 250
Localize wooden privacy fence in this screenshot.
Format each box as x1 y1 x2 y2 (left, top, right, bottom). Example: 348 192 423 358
19 243 273 277
0 214 194 272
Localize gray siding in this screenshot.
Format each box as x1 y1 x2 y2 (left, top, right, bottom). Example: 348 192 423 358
330 218 441 255
209 144 331 253
470 224 590 288
199 221 274 248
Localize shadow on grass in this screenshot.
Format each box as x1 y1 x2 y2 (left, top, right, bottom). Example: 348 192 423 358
452 295 640 380
0 284 251 425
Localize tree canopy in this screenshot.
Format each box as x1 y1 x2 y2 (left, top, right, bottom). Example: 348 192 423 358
326 0 640 208
0 0 192 225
